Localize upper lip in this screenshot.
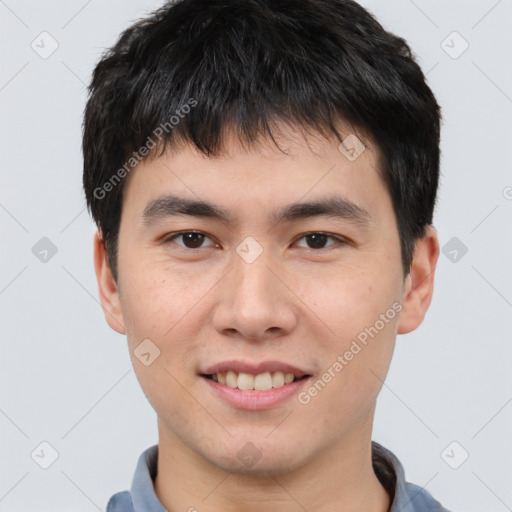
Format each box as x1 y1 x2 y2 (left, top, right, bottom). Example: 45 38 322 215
201 360 311 378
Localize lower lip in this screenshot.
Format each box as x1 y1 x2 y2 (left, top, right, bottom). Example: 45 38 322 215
201 376 311 410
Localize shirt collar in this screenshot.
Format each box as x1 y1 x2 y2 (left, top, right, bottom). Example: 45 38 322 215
372 441 425 512
130 445 167 512
128 442 440 512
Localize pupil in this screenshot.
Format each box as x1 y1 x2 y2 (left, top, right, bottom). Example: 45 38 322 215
183 233 204 248
307 234 327 249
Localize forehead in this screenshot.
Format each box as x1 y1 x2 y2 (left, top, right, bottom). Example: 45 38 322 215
120 123 387 223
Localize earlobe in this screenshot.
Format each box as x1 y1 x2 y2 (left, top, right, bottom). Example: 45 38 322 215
93 229 126 335
397 226 440 335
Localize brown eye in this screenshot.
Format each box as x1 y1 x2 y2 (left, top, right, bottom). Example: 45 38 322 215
305 233 328 249
180 232 205 248
295 232 344 249
167 231 216 249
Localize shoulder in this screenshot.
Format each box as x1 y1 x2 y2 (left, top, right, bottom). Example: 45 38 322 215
371 442 452 512
106 490 134 512
401 481 452 512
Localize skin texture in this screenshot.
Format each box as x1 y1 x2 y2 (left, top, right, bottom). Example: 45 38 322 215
94 124 439 512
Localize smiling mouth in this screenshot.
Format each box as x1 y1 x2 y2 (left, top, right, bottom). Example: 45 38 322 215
202 371 310 391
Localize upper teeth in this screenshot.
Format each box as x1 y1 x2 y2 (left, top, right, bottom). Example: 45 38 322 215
212 371 296 390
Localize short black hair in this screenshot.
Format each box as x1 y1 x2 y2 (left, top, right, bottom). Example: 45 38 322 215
83 0 441 283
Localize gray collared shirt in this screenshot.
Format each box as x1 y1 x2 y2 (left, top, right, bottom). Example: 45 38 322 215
106 442 451 512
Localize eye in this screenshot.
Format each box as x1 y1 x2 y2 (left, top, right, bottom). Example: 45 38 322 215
165 231 218 249
294 232 346 249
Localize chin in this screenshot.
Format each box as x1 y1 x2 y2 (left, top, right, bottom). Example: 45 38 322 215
205 442 307 477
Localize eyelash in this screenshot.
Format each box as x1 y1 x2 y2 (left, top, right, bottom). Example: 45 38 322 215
162 231 348 250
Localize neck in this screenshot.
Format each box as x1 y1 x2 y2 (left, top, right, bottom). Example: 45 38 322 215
154 416 390 512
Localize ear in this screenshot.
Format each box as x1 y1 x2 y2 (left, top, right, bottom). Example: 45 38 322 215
397 225 440 335
93 229 126 335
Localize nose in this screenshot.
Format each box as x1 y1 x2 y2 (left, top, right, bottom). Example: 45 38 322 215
211 251 298 342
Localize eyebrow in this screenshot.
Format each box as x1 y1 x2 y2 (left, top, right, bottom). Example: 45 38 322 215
141 194 372 227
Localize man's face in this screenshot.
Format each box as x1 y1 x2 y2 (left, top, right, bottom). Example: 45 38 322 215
102 126 413 474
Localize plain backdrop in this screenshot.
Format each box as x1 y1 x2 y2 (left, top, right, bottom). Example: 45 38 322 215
1 1 511 511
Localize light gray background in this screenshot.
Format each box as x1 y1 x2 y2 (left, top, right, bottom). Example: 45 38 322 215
1 1 511 511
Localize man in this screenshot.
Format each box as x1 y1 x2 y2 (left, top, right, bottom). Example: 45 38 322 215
83 0 449 510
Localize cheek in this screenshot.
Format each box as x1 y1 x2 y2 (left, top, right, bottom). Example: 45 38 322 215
298 263 401 341
118 258 206 340
297 310 398 431
294 263 401 403
117 261 218 404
